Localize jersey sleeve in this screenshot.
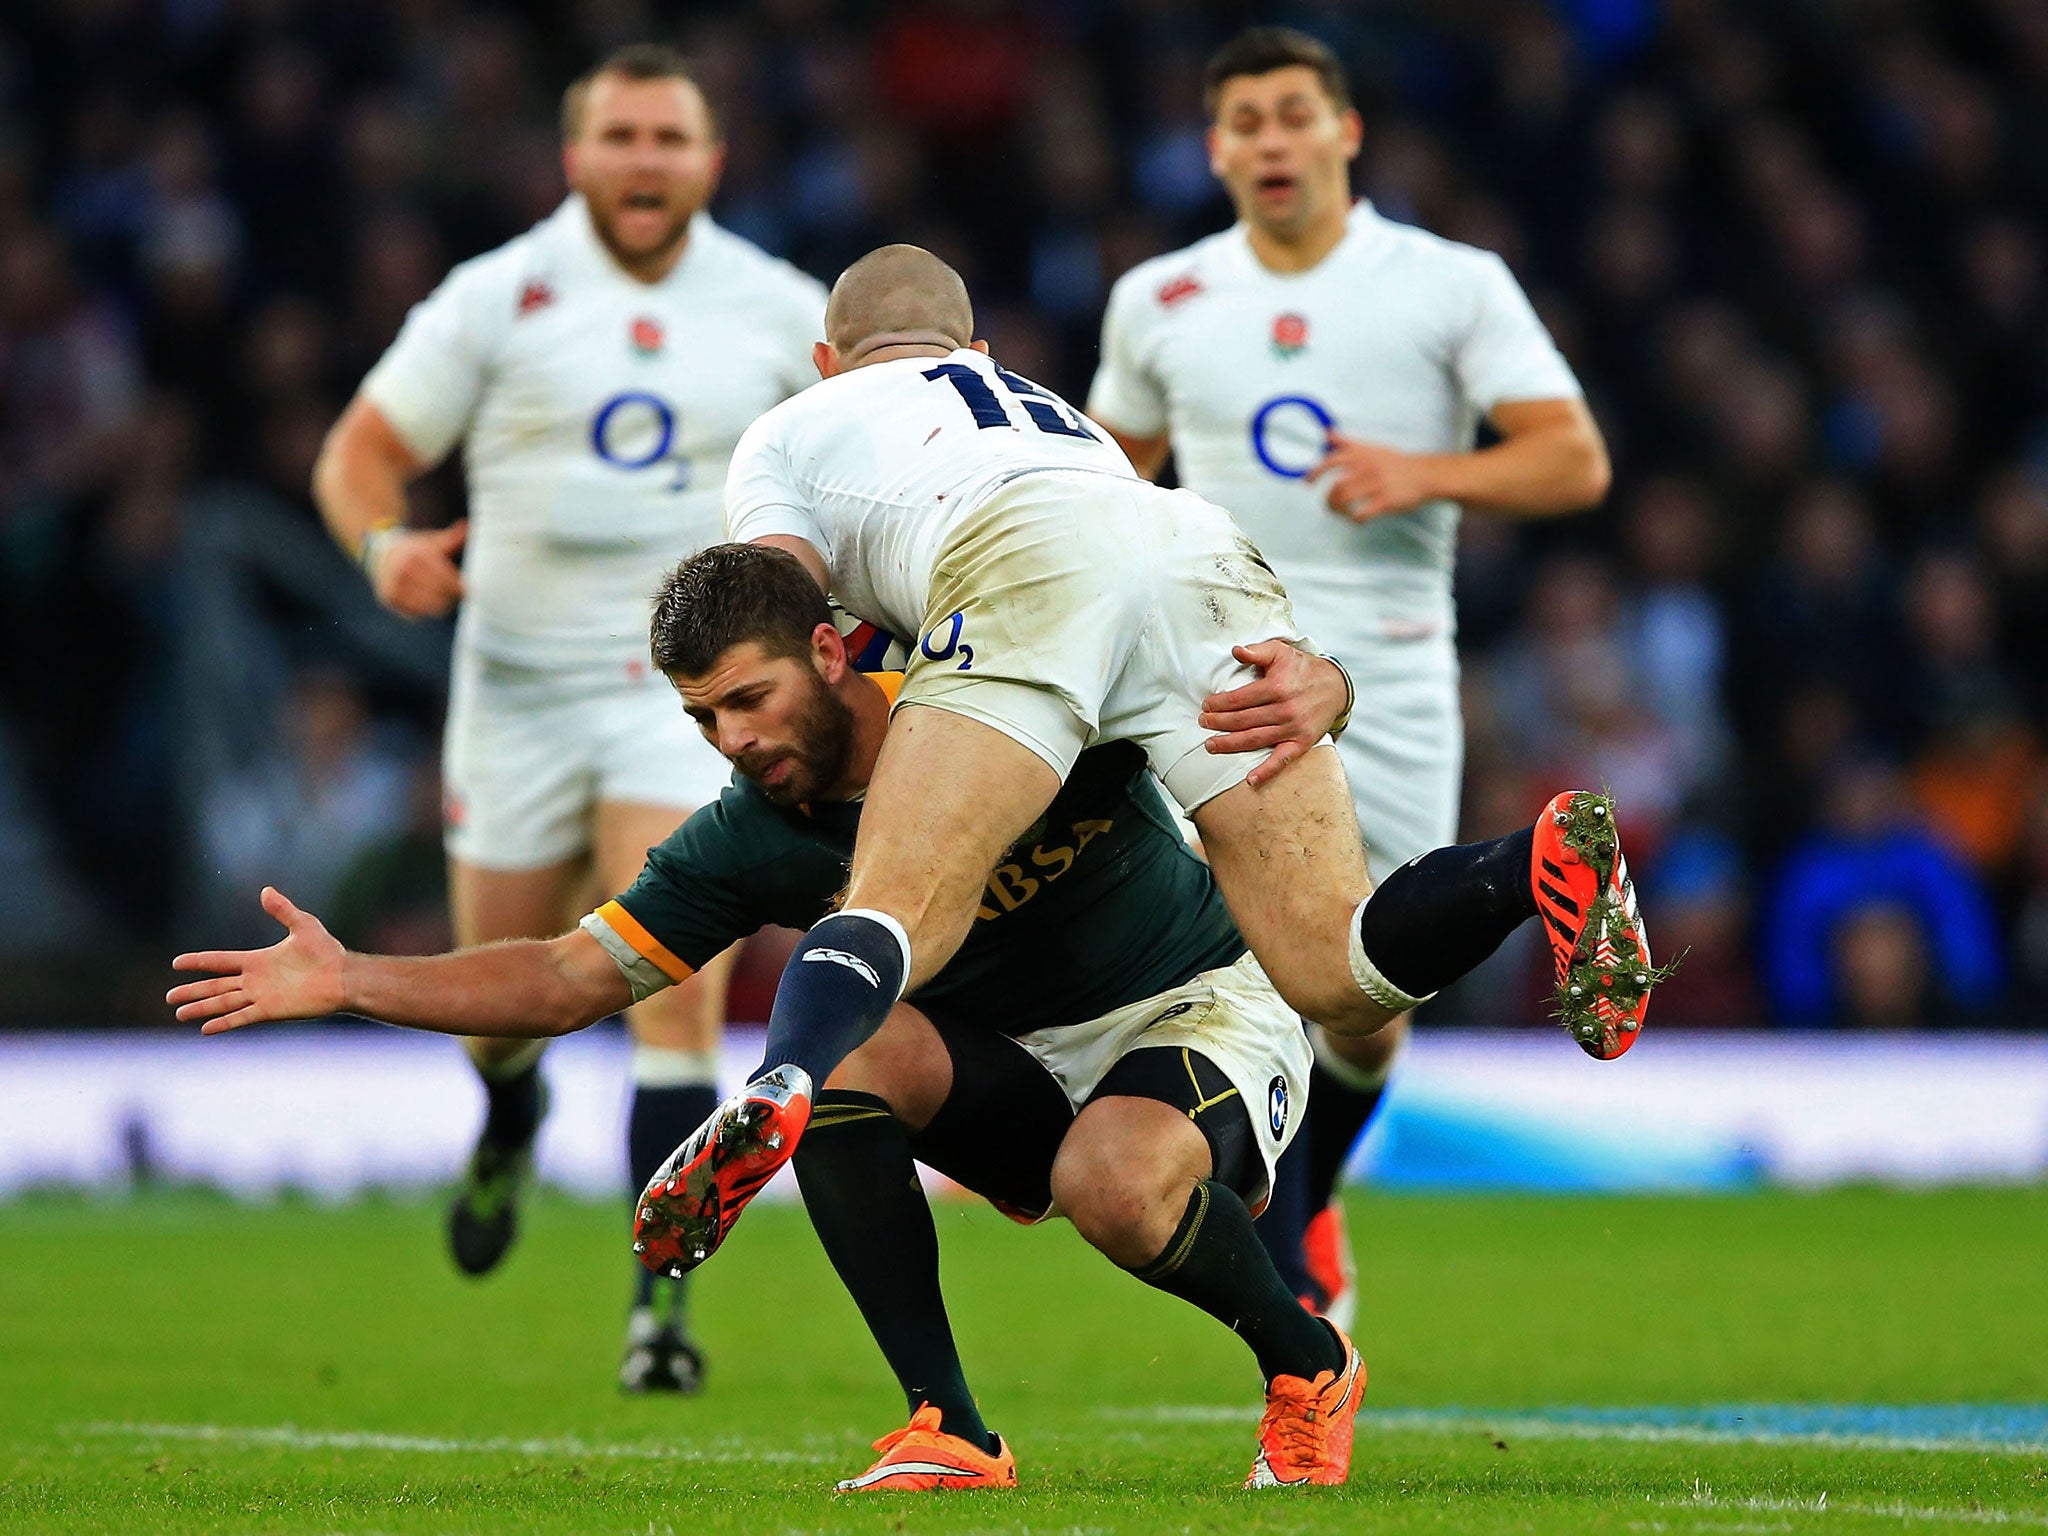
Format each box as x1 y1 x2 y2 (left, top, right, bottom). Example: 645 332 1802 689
358 253 513 466
723 410 826 550
1086 268 1170 439
577 800 766 1003
1452 252 1583 414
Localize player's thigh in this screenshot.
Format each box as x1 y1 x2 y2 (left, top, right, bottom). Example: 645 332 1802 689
592 797 734 1052
1191 744 1385 1035
907 1018 1076 1222
447 857 589 948
827 1001 955 1131
842 703 1061 989
856 475 1146 975
442 652 598 879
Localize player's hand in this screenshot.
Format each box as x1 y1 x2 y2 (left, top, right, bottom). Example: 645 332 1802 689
1309 436 1436 522
1200 639 1347 787
369 519 466 619
168 887 349 1034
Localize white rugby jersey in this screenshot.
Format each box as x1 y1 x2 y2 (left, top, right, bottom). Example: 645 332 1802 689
362 197 825 672
724 347 1135 639
1088 200 1579 637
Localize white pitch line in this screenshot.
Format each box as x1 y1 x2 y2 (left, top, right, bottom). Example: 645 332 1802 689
76 1421 832 1465
1661 1491 2048 1528
1104 1407 2048 1459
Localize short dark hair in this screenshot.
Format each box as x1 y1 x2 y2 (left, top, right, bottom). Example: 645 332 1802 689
561 42 717 141
1203 27 1353 120
650 544 830 678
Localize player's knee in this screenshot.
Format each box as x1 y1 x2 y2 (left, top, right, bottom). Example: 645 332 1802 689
1051 1138 1192 1269
1273 970 1395 1039
823 1008 949 1130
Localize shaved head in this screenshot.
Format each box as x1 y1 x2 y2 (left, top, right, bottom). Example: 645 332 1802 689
825 245 974 364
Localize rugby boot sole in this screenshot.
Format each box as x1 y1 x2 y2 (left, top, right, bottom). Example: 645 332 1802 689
632 1066 813 1277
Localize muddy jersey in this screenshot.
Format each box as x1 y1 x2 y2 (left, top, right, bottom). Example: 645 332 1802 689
722 347 1136 642
1088 200 1580 639
362 197 825 674
579 737 1244 1035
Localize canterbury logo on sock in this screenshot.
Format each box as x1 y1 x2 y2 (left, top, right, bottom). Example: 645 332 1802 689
802 948 880 988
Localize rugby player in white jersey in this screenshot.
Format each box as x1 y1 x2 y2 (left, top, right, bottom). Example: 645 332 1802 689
310 43 826 1391
625 245 1657 1306
1086 27 1615 1327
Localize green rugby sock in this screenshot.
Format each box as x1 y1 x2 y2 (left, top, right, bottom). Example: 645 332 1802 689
792 1090 992 1450
1132 1179 1347 1384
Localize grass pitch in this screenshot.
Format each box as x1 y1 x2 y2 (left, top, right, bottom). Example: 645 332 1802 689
2 1186 2043 1533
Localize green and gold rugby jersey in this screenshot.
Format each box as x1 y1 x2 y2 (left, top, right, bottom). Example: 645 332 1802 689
580 739 1246 1037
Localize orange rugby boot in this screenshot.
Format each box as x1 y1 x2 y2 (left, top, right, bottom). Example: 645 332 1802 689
632 1065 812 1277
1301 1205 1357 1334
1245 1328 1366 1488
833 1404 1019 1493
1530 790 1665 1060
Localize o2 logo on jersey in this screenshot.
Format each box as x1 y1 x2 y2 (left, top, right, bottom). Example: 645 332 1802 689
1248 394 1336 480
1267 1076 1290 1141
590 391 690 490
919 610 975 671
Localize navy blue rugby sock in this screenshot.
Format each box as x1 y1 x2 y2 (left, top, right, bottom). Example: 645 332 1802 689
758 910 910 1086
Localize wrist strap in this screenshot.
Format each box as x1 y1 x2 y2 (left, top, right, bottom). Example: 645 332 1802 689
356 522 403 578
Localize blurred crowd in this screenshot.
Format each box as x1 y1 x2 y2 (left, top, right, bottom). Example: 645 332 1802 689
2 0 2045 1028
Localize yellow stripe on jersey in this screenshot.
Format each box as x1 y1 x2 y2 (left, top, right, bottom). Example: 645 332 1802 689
874 670 905 707
594 900 694 984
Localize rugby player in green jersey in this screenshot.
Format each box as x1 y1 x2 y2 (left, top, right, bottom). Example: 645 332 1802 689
173 543 1645 1491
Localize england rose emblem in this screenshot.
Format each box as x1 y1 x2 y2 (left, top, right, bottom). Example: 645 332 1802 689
1271 312 1309 359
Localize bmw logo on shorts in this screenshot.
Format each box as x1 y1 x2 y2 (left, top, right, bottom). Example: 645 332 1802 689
1267 1076 1290 1141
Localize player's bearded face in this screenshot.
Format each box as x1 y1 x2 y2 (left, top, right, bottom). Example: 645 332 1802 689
737 666 854 806
678 644 855 807
1207 67 1362 239
565 75 723 271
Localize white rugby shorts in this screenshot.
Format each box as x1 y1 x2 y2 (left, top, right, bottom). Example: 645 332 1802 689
899 471 1309 813
442 650 731 869
1331 629 1464 881
1012 951 1311 1215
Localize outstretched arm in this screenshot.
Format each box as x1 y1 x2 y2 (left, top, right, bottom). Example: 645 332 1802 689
169 886 632 1038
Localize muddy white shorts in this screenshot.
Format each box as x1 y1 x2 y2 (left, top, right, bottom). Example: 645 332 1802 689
899 471 1311 813
442 650 732 870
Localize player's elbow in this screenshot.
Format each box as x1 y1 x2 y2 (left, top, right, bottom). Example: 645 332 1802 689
1573 431 1613 509
309 422 347 511
542 985 614 1038
1554 414 1613 511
